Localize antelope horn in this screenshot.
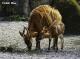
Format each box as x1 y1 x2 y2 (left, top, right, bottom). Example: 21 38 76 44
19 26 26 37
19 31 24 37
23 27 26 33
24 26 28 31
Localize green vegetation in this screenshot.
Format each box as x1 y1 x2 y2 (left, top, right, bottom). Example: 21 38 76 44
69 0 80 15
4 15 27 21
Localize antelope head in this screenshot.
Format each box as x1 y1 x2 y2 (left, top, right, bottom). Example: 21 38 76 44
19 27 32 50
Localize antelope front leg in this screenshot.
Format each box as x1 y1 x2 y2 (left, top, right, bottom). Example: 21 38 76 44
52 38 55 50
52 36 58 51
55 36 58 51
59 34 64 50
48 38 51 50
36 33 42 50
36 39 40 50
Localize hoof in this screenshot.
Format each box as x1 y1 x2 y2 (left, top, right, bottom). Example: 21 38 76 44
61 48 63 51
55 47 58 52
61 48 63 50
28 49 31 51
48 48 50 50
51 46 55 50
35 48 41 51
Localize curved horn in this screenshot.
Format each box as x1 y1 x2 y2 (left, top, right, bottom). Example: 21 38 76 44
19 31 24 37
24 26 28 31
19 26 26 37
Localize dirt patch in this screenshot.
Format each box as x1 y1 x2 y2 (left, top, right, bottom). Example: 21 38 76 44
0 21 80 59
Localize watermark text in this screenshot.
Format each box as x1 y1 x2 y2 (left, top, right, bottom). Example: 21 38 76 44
2 2 16 5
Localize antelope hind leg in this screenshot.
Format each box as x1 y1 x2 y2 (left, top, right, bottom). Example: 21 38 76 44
48 38 51 50
59 34 64 50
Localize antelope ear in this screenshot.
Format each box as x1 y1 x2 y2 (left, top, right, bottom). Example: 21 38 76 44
19 31 23 37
